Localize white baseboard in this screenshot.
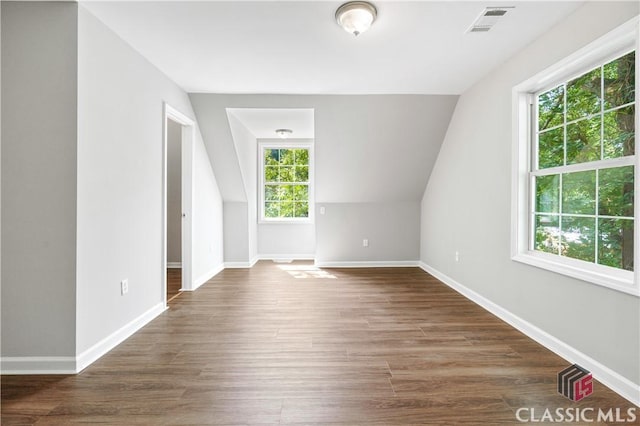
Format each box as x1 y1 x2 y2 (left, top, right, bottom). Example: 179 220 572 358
258 254 315 261
75 302 166 373
1 356 77 375
167 262 182 269
418 262 640 407
190 263 224 291
315 260 420 268
1 303 166 375
224 257 259 268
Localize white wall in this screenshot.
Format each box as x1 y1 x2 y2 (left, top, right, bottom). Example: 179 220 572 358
192 134 224 284
227 113 257 262
1 2 78 359
421 2 640 388
167 119 182 264
258 224 316 258
76 6 223 356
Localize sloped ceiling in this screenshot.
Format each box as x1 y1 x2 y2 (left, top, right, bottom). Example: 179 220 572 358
191 94 458 203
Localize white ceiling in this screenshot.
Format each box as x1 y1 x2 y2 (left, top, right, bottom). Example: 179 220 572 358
80 1 584 95
226 108 315 139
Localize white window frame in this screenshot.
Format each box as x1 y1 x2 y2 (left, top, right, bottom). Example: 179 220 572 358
258 140 314 224
511 16 639 297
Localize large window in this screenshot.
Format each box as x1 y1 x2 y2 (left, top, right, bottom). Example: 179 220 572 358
512 19 638 296
259 142 313 222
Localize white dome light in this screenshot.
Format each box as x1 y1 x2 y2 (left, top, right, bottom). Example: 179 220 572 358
335 1 377 36
275 129 293 139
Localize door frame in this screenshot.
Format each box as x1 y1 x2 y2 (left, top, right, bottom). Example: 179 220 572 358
163 102 195 306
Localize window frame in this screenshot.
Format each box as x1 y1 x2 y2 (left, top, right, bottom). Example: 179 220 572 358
258 140 314 224
511 17 639 296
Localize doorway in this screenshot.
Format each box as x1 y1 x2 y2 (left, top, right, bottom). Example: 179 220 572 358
166 118 183 302
163 103 194 306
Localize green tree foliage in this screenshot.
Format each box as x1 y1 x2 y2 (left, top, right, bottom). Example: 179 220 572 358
534 51 635 271
263 148 310 218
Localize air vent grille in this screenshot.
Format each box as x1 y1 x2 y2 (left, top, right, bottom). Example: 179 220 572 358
467 6 514 33
470 26 491 33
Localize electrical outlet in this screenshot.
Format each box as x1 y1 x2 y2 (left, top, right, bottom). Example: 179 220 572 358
363 239 369 247
320 206 326 215
121 279 129 295
455 251 459 262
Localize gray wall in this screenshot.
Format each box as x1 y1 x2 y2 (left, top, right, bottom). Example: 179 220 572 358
76 5 224 355
167 119 182 264
191 94 457 263
223 202 249 263
317 202 420 264
1 2 78 358
421 2 640 385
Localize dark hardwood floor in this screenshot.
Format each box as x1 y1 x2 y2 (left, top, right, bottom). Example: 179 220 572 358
167 268 182 303
2 261 637 424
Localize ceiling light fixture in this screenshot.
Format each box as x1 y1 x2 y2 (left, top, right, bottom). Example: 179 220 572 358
275 129 293 139
335 1 377 36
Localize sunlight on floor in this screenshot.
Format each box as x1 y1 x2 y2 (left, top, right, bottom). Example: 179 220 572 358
277 264 338 279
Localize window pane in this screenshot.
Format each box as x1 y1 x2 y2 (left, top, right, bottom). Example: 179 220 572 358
598 218 634 271
535 215 560 254
566 67 601 122
566 117 601 164
604 51 635 109
294 149 309 166
562 170 596 214
281 201 295 217
281 185 294 201
538 128 564 169
538 85 564 131
265 185 280 201
264 149 279 165
293 185 308 201
294 202 309 218
280 149 294 165
598 166 634 217
265 202 279 218
295 166 309 182
561 216 596 263
279 166 295 182
603 105 635 159
535 175 560 213
265 166 278 182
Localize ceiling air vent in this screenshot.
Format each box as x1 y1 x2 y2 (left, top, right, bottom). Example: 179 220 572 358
467 6 514 33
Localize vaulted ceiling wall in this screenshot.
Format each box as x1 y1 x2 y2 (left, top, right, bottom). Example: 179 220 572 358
190 94 459 204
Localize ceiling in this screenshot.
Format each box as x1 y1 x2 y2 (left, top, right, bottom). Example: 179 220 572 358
80 1 584 95
226 108 315 139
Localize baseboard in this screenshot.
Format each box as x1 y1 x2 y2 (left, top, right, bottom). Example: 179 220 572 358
315 260 420 268
167 262 182 269
1 303 167 375
418 262 640 407
258 254 315 261
1 356 77 375
190 263 224 291
75 302 166 373
224 257 259 268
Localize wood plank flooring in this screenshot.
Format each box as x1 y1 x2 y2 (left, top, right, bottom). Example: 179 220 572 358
2 261 637 424
167 268 182 303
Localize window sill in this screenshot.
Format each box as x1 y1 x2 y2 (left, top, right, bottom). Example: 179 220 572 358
512 251 638 297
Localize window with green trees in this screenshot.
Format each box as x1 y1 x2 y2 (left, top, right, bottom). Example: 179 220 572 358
260 144 312 221
533 50 635 272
